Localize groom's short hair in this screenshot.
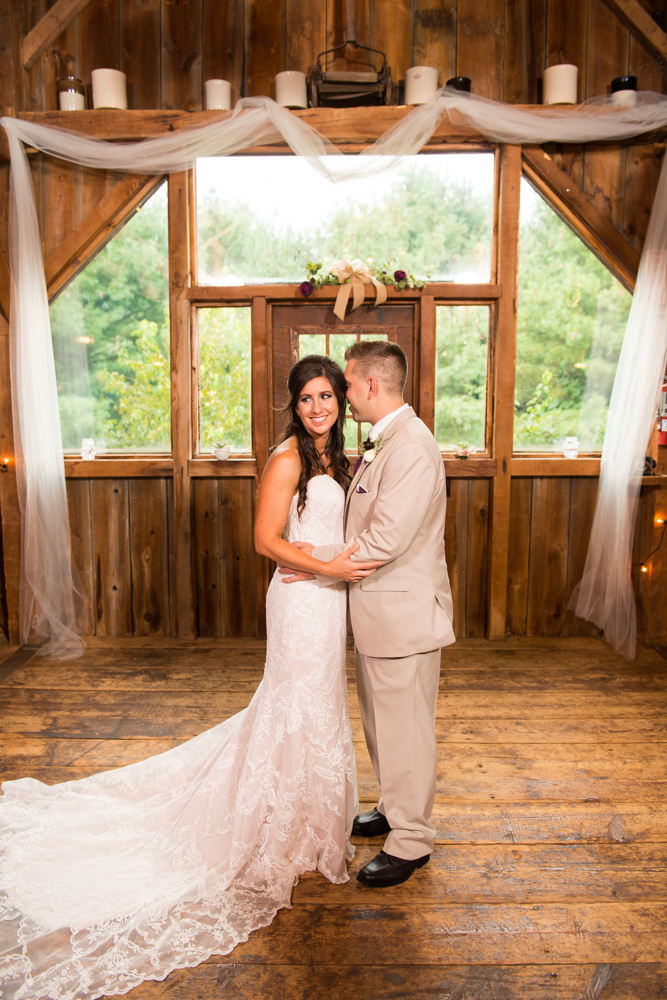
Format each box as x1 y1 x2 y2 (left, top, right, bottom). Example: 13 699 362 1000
344 340 408 396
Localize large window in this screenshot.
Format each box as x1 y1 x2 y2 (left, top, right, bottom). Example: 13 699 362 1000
196 153 495 285
51 183 170 453
435 305 490 451
197 307 252 454
514 179 631 453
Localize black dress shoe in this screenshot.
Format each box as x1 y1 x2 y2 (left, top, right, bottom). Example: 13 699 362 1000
351 808 391 837
357 850 430 887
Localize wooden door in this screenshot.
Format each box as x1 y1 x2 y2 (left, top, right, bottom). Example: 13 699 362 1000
270 301 417 448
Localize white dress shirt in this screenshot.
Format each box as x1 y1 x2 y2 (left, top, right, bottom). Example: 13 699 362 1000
368 402 409 442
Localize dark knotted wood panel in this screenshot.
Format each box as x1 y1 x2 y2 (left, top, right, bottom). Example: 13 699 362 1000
90 478 133 636
526 477 570 636
161 0 203 111
456 0 505 100
245 0 285 99
128 478 171 636
67 478 175 638
121 0 162 111
202 0 244 105
194 477 258 637
504 0 546 106
413 0 456 85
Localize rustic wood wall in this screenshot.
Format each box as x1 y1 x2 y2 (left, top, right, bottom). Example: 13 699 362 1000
1 0 667 649
11 0 667 256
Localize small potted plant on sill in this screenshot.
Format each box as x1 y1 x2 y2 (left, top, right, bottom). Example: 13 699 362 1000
454 441 477 460
212 441 231 461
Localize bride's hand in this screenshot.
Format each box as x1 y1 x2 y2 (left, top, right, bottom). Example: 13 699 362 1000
323 544 381 583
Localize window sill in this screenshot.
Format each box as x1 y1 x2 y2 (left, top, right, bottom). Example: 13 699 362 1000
511 457 601 476
188 457 258 477
65 457 174 477
443 458 497 478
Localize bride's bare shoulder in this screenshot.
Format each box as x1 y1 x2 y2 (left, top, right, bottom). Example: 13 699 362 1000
262 437 301 484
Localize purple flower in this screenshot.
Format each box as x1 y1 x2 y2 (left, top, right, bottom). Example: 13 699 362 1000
393 269 407 282
299 280 314 297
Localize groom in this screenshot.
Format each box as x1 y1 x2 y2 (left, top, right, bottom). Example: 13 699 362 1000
283 340 455 886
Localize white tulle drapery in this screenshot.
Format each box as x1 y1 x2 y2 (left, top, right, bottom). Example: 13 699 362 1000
3 89 667 659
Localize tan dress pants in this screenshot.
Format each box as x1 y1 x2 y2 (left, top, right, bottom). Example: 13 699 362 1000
355 646 441 860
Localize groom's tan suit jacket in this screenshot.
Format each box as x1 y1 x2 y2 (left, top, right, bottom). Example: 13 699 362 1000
312 406 455 658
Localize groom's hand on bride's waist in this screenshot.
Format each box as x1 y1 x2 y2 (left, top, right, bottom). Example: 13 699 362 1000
279 541 381 584
279 541 316 583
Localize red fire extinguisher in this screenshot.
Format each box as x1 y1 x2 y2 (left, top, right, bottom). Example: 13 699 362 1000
659 377 667 446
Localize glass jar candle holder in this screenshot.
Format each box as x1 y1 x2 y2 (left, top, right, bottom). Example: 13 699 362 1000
58 77 86 111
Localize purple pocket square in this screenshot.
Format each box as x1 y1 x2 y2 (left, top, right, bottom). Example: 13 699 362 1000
356 484 369 494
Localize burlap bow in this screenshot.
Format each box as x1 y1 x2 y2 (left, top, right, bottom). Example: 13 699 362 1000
329 258 388 320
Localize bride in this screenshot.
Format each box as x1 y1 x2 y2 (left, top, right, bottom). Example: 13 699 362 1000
0 355 379 1000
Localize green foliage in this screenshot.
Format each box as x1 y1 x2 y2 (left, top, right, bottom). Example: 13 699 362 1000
198 308 252 452
50 187 171 451
514 187 631 450
197 164 493 283
51 165 630 458
435 305 489 449
96 320 171 449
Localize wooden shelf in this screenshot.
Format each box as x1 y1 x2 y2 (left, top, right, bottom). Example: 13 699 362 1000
187 283 502 303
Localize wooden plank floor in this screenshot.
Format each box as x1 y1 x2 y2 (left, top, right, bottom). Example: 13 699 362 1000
1 636 667 999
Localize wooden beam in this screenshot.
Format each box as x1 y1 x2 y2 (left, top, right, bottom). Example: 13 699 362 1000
21 0 96 71
522 147 640 289
487 145 523 641
603 0 667 63
418 294 436 433
16 106 667 148
186 284 503 303
168 172 196 640
45 174 162 299
0 251 10 323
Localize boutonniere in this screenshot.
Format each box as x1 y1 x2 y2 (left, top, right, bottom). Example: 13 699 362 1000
361 435 384 464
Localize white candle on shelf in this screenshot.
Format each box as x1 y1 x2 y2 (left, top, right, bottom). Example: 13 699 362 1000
91 68 128 110
404 66 438 105
205 79 231 110
275 71 307 109
59 90 85 111
543 64 578 105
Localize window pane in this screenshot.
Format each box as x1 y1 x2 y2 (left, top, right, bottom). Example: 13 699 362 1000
514 179 632 453
435 305 489 451
196 153 494 284
198 307 252 453
50 184 170 453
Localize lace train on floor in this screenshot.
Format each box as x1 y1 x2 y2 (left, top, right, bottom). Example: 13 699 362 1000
0 475 356 1000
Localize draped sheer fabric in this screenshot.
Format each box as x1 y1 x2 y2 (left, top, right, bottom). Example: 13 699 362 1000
3 89 667 658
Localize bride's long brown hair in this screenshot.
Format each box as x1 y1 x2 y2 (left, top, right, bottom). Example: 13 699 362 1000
280 355 351 516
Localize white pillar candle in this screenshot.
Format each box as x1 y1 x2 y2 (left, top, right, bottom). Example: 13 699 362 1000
91 68 128 110
59 90 85 111
205 79 231 110
404 65 438 105
611 89 637 107
275 71 307 109
543 64 578 105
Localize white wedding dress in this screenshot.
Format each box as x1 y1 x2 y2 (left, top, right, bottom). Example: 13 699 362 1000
0 474 356 1000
